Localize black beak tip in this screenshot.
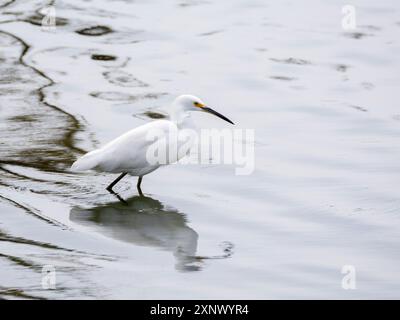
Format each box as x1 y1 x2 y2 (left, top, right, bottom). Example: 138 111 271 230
204 106 235 125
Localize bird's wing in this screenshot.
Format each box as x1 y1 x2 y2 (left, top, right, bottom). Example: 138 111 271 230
94 120 179 173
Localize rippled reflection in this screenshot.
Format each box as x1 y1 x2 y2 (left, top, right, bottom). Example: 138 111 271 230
70 195 232 272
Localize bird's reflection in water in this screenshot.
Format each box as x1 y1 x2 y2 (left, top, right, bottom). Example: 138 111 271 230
70 195 233 272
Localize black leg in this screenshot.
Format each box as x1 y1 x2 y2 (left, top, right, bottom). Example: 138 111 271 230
107 188 128 204
106 172 127 192
137 176 143 196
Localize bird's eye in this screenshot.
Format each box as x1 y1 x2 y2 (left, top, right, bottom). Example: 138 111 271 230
194 101 201 107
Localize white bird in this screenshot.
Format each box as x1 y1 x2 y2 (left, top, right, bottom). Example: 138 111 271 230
71 95 234 195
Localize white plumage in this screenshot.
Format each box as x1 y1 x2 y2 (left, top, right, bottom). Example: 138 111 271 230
71 120 176 176
71 94 234 194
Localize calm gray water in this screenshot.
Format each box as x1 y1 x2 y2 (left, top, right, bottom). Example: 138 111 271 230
1 0 400 299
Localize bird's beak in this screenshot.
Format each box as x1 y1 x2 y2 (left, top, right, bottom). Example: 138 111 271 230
202 106 235 125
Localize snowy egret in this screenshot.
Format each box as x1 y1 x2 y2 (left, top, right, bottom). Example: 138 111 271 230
71 95 234 195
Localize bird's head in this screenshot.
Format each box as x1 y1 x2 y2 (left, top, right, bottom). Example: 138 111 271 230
173 94 234 125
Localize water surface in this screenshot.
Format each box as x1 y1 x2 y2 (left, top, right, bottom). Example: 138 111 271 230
0 0 400 299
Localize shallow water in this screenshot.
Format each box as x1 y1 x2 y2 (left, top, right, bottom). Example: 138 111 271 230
1 0 400 299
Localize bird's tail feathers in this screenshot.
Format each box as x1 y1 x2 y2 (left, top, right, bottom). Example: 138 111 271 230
71 149 103 171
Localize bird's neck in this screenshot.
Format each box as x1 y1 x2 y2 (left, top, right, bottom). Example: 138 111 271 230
169 104 194 129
